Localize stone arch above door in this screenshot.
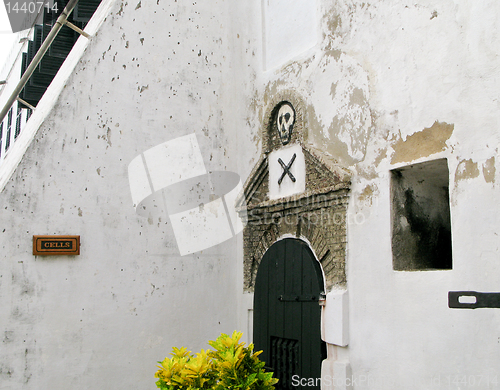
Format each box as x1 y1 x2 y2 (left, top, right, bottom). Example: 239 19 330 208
237 93 351 293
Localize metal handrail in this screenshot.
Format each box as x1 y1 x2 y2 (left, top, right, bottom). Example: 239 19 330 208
0 0 82 124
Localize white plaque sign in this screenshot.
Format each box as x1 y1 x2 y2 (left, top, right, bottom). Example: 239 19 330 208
269 143 305 200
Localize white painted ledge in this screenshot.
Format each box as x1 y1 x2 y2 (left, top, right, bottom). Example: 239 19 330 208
321 289 349 347
0 0 117 193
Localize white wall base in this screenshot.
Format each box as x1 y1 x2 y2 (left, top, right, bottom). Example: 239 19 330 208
321 359 352 390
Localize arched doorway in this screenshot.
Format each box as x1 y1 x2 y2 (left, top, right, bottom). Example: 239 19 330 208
253 238 326 389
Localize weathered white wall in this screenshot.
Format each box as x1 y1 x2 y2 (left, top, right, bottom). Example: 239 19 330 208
338 2 499 388
0 0 261 388
262 0 318 71
2 0 500 388
252 0 500 388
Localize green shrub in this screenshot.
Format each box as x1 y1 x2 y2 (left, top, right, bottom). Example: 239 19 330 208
155 331 278 390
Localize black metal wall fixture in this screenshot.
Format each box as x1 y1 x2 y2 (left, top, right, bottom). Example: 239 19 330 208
448 291 500 309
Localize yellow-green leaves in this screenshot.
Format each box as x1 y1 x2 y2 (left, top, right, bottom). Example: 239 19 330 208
155 331 278 390
181 350 213 389
172 347 190 358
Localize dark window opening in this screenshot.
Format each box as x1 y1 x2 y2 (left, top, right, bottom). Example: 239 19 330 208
19 0 102 108
15 106 22 138
5 108 13 151
391 158 452 271
0 121 3 157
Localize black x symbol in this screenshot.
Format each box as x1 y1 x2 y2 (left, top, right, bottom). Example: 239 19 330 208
278 153 296 185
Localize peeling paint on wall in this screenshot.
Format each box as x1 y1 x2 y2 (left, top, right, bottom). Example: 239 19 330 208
391 121 453 164
357 183 378 209
455 158 480 182
260 47 372 166
482 156 496 183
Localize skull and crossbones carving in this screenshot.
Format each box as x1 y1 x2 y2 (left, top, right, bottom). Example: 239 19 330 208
276 102 295 145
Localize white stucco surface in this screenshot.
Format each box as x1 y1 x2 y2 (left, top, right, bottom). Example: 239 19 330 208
256 0 500 388
0 0 499 389
0 0 261 388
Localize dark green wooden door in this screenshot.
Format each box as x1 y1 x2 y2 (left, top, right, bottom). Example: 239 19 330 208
254 238 325 390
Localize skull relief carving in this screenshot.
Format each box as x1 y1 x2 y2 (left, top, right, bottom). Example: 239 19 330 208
276 102 295 145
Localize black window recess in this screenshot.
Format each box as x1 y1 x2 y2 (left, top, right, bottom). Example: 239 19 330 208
19 0 102 108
